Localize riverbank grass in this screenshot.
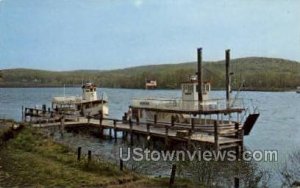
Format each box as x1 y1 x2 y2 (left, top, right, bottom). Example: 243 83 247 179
0 126 196 187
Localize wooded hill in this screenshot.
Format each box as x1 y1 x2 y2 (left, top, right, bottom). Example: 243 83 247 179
1 57 300 91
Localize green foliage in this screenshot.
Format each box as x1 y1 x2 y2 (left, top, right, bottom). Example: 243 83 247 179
0 57 300 90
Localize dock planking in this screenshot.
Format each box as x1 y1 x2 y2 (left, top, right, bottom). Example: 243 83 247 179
31 116 242 150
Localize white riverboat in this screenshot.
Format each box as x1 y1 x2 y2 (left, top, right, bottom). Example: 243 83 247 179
128 48 260 136
52 83 109 117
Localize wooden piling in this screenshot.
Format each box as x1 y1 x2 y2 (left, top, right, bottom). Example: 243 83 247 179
88 150 92 163
214 121 219 151
171 115 175 127
146 123 151 148
109 128 112 139
165 126 169 148
21 106 24 122
169 164 177 187
191 118 195 131
99 111 103 138
235 123 243 159
120 159 124 171
234 177 240 188
129 118 133 145
60 116 64 138
77 147 81 161
187 129 192 150
136 110 140 125
113 120 117 142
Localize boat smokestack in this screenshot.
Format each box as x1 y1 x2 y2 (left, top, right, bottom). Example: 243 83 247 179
197 48 203 103
225 49 231 106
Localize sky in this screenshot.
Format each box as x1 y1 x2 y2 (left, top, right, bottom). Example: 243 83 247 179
0 0 299 71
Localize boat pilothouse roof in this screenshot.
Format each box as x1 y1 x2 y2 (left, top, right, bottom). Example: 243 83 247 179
129 48 259 135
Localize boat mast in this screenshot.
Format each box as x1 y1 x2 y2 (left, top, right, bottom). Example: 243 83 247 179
197 48 203 103
225 49 231 108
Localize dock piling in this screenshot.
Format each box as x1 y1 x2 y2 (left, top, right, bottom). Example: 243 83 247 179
171 115 175 127
169 164 177 187
77 147 82 161
88 150 92 163
154 114 157 124
60 116 65 138
129 118 133 146
99 111 103 138
214 121 219 151
234 177 240 188
113 120 117 142
165 126 169 148
120 159 124 171
191 118 195 131
109 128 112 139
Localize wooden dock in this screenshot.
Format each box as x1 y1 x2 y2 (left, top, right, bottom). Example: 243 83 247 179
25 107 244 155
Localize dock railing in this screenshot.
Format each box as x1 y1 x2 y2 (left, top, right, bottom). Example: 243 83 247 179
131 98 245 112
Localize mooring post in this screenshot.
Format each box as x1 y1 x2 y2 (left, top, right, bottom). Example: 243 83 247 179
214 121 219 151
21 106 24 122
88 150 92 163
60 116 64 138
109 128 112 139
99 111 103 126
87 113 91 124
165 126 169 148
240 129 244 159
77 147 82 161
147 123 150 135
187 129 192 150
120 159 124 171
154 114 157 125
99 111 103 138
146 123 151 148
235 123 239 138
113 120 117 142
235 122 240 159
129 118 133 146
171 115 175 127
169 164 177 187
191 118 195 132
234 177 240 188
136 110 140 125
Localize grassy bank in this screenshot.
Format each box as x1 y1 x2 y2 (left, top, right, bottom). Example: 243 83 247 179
0 126 196 187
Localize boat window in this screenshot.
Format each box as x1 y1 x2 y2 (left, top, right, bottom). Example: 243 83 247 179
86 89 90 92
184 84 193 95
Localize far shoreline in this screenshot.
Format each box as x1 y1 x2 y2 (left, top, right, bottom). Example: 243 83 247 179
0 84 297 92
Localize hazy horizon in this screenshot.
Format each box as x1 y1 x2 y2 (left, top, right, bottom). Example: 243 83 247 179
0 0 299 71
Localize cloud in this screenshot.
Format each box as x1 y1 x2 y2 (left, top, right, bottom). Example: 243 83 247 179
133 0 143 8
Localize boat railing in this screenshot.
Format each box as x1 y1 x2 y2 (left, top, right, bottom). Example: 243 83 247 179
131 98 245 111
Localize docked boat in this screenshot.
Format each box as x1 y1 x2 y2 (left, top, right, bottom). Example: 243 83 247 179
297 86 300 93
52 83 109 117
129 48 260 136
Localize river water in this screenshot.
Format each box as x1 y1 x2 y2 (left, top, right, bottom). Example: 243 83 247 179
0 87 299 185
